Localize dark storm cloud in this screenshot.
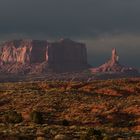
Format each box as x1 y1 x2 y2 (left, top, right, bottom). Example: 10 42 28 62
0 0 140 67
0 0 140 37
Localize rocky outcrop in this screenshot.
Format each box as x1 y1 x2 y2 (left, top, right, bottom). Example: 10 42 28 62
30 40 48 63
48 38 88 71
91 48 138 73
0 39 88 74
0 40 48 65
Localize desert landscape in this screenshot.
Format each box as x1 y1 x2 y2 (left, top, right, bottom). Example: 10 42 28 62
0 39 139 140
0 78 140 139
0 1 140 140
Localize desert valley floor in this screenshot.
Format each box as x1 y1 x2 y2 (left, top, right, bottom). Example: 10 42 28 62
0 78 140 140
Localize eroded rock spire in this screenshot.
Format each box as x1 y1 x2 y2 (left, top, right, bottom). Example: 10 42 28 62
111 48 119 64
91 48 138 73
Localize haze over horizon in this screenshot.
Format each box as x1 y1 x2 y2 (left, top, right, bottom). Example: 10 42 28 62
0 0 140 67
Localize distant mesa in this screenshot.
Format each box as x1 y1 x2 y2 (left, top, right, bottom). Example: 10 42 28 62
48 38 88 71
0 39 139 75
0 39 89 74
90 48 138 74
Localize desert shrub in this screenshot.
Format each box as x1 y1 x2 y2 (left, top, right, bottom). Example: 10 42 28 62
30 111 43 124
62 119 69 126
80 134 97 140
48 88 58 93
103 135 111 140
70 88 79 92
87 128 102 137
80 134 90 140
4 110 22 123
80 128 102 140
128 121 136 127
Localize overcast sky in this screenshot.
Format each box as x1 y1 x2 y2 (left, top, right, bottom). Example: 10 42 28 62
0 0 140 67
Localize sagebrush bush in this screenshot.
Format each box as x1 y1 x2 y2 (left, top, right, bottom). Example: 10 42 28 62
103 135 111 140
4 110 22 123
80 134 97 140
87 128 102 136
30 111 43 124
62 119 69 126
80 128 102 140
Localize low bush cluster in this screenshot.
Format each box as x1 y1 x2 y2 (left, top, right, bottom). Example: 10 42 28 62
80 128 111 140
62 119 69 126
4 110 22 123
30 111 44 124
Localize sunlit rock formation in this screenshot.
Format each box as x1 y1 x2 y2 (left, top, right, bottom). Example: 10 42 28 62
91 48 138 73
0 40 48 64
0 39 88 74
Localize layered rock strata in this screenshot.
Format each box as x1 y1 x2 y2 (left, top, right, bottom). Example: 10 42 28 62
0 39 88 74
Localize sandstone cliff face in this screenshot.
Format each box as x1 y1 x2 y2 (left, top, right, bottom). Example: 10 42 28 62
0 40 48 65
91 48 138 73
48 39 88 71
30 40 48 63
0 39 88 74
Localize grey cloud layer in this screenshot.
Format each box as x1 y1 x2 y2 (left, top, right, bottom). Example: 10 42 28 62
0 0 140 67
0 0 140 36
